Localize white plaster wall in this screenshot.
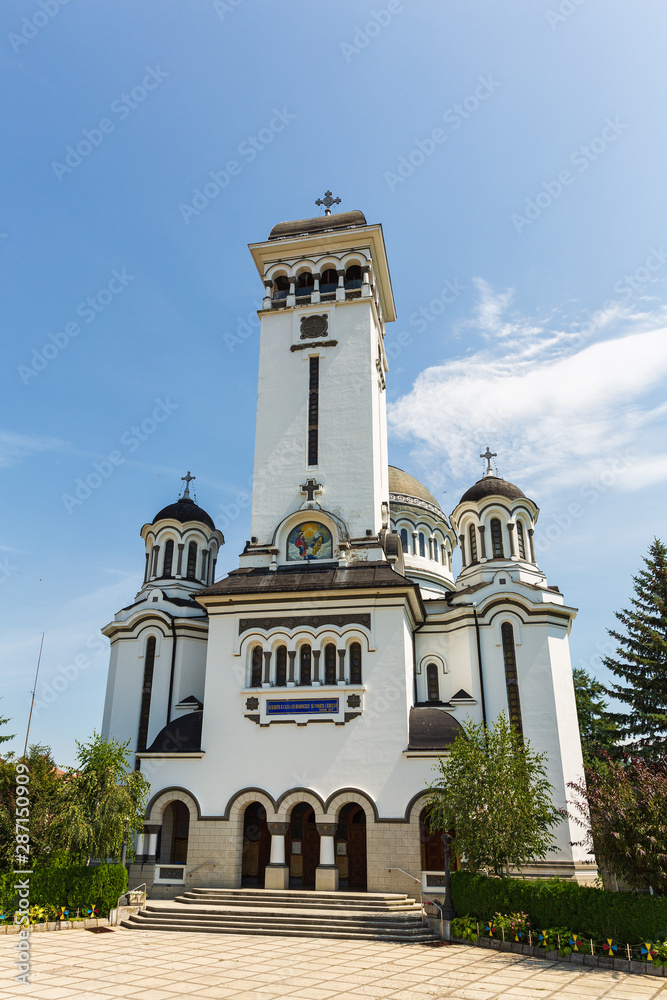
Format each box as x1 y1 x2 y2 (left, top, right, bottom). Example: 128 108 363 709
250 301 388 544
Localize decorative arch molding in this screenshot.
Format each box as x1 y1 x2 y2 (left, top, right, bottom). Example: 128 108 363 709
235 622 374 658
323 787 379 822
270 506 349 551
404 790 432 824
417 653 448 676
492 612 524 647
108 615 174 642
145 786 202 823
274 786 326 820
222 786 278 821
340 250 370 270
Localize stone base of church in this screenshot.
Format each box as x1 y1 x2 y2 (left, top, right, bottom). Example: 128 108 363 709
315 866 339 891
265 864 290 889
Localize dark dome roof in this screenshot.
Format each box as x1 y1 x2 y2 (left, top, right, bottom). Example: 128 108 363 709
268 210 367 240
388 466 443 511
408 708 463 750
146 711 202 753
153 497 215 530
459 475 525 504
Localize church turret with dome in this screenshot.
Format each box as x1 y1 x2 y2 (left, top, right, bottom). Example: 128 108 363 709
101 199 593 900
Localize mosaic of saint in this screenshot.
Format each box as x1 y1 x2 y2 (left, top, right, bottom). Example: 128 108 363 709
287 522 333 561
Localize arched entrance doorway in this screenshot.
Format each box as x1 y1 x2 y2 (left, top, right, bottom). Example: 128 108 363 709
242 801 271 887
420 807 444 870
335 803 367 889
159 801 190 864
287 802 319 887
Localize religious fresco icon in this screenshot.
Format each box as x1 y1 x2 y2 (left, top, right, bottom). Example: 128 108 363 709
287 522 333 561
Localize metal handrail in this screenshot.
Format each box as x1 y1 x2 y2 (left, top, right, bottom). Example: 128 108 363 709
186 860 215 876
386 867 446 936
114 882 146 926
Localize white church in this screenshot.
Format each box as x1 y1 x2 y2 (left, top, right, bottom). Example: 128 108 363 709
101 201 592 897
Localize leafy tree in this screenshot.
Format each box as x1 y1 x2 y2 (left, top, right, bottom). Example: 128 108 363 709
603 538 667 758
0 701 15 745
427 713 560 876
572 668 619 767
569 754 667 894
55 732 150 864
0 745 62 869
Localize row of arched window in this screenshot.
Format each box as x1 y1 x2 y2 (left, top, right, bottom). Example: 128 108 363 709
461 518 532 567
399 527 451 568
271 265 364 300
249 641 363 688
144 539 216 585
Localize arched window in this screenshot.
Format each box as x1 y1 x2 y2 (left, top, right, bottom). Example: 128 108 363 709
468 525 478 563
273 275 289 299
516 521 526 559
299 645 312 685
276 646 287 687
324 644 336 686
344 264 362 289
418 532 426 557
490 518 504 558
433 540 439 563
296 272 314 298
426 663 439 703
162 539 174 578
349 642 362 684
501 623 523 738
251 646 263 688
320 268 337 293
137 635 156 750
400 527 409 553
151 545 160 578
186 541 197 580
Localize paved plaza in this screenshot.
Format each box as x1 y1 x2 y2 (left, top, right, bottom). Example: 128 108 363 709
1 929 666 1000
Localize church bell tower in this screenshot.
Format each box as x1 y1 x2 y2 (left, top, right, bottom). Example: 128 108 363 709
246 200 396 563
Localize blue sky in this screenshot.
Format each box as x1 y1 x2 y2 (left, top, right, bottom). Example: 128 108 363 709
2 0 666 765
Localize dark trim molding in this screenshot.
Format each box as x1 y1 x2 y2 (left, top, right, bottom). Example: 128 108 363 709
222 787 279 819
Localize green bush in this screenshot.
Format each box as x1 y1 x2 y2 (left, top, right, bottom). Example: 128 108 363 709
0 864 127 919
451 871 667 942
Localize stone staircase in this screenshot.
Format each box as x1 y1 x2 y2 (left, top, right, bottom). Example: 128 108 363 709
121 887 440 943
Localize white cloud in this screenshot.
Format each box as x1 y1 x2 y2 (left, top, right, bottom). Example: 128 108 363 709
0 430 65 468
388 282 667 500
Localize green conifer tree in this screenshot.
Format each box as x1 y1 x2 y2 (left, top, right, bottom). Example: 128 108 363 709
603 538 667 758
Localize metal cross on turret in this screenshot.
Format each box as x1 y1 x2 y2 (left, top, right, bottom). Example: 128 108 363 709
480 447 497 476
181 471 196 498
315 190 341 216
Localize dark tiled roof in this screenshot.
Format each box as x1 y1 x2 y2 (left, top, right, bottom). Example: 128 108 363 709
197 561 415 597
153 496 215 530
388 465 443 510
459 476 525 504
268 210 367 240
407 707 463 750
146 711 202 753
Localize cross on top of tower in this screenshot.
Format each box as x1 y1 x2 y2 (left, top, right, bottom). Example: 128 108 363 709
181 471 196 499
300 477 322 501
480 447 497 477
315 190 341 216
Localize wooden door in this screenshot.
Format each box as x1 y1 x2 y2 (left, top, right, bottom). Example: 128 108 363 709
347 822 367 888
302 813 319 886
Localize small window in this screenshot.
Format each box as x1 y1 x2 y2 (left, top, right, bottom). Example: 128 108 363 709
433 541 439 564
468 525 478 563
400 528 409 553
418 532 426 557
251 647 262 687
349 642 362 684
320 268 338 293
273 275 289 299
151 546 159 577
162 540 174 578
517 521 526 559
300 645 312 685
276 646 287 687
186 541 197 580
296 272 314 297
490 518 504 558
344 264 362 290
324 644 336 685
501 623 523 737
426 663 439 703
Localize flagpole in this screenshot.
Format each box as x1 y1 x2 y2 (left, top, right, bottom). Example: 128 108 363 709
23 633 45 758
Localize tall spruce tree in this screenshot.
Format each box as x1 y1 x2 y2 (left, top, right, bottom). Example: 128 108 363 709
572 668 618 767
603 538 667 758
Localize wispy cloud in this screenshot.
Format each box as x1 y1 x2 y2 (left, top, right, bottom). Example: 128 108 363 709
388 281 667 501
0 430 66 468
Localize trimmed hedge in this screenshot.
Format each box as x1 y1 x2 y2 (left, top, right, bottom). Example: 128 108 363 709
451 871 667 942
0 865 127 918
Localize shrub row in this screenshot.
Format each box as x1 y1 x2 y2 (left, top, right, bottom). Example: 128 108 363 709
0 865 127 918
450 871 667 942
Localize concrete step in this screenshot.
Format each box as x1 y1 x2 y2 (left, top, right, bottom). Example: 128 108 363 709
142 905 427 929
178 889 420 912
122 914 438 943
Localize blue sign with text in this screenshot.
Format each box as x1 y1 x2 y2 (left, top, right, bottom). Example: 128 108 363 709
266 698 339 716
